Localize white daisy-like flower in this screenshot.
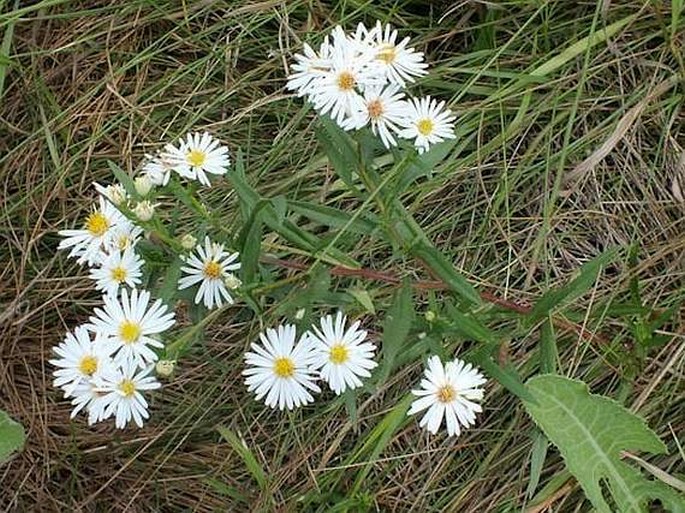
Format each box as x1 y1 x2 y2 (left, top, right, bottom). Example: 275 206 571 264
49 325 117 396
243 324 320 410
163 132 230 187
307 311 378 395
142 152 175 186
89 247 143 296
105 221 143 254
370 21 428 86
344 85 410 148
286 37 332 97
58 195 127 266
407 355 486 437
87 288 176 368
398 96 456 154
178 236 241 310
68 380 109 425
91 360 161 429
309 37 381 126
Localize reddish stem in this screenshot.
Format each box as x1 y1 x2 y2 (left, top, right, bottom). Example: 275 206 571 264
259 256 609 345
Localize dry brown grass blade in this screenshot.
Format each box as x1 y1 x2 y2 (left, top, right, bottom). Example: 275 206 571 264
563 74 682 185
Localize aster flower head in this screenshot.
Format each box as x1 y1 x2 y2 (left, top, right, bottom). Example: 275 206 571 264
69 380 109 425
398 96 456 154
370 21 428 86
163 132 230 187
178 236 241 310
88 247 143 296
243 324 320 410
87 288 176 369
308 311 378 395
91 360 162 429
58 195 128 266
408 355 486 437
142 152 175 186
287 37 333 97
105 221 143 255
344 84 410 148
50 325 117 397
308 34 383 126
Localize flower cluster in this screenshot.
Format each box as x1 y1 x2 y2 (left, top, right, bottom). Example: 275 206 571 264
53 26 487 437
243 312 378 409
52 132 239 428
287 21 456 153
243 315 485 437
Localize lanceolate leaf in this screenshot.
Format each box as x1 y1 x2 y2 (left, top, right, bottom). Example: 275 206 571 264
528 248 618 323
288 200 378 235
317 115 358 189
217 426 268 491
0 409 25 463
378 282 414 381
524 375 685 512
412 242 481 306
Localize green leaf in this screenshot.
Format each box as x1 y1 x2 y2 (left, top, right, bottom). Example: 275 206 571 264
317 116 358 189
412 242 481 306
444 303 495 343
524 375 685 512
289 200 378 235
106 160 137 196
539 318 558 374
239 211 263 285
471 347 533 402
351 394 414 492
347 288 375 314
156 257 183 303
378 282 414 381
0 409 25 463
217 426 268 491
397 139 457 190
528 249 618 323
527 431 548 498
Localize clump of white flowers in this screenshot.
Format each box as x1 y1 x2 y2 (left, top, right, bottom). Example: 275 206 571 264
53 23 488 440
287 21 455 153
53 131 235 429
242 313 380 410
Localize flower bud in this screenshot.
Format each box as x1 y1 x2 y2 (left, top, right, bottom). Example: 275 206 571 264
133 200 155 221
424 310 436 322
224 273 242 290
180 233 197 250
96 182 127 206
134 175 154 197
295 308 306 320
155 359 176 378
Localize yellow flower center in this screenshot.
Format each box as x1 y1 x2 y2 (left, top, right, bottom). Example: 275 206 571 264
186 148 207 167
437 385 456 403
417 118 434 136
85 212 110 237
273 357 295 378
119 379 136 397
78 355 98 376
337 71 356 91
203 260 222 280
329 343 349 365
376 44 397 64
110 266 127 283
119 320 141 344
367 99 384 119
